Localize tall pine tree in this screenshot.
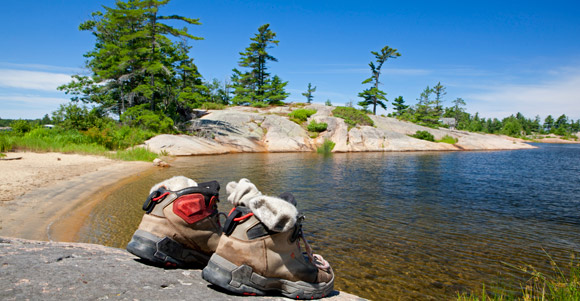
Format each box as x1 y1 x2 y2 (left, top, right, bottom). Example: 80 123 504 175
231 24 288 105
359 45 401 115
302 83 316 103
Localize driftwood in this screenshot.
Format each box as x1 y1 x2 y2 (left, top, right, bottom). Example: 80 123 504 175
0 157 23 161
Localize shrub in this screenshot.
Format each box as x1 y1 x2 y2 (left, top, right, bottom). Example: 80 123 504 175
307 120 328 132
288 108 317 124
436 135 458 144
121 104 174 133
317 139 335 154
200 102 226 110
251 102 269 108
111 125 156 149
411 130 435 142
331 107 374 127
52 103 111 131
10 120 32 134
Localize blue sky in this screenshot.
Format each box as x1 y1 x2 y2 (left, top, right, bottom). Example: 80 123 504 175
1 0 579 120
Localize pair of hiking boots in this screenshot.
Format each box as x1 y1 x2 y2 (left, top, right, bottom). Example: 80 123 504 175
126 176 334 299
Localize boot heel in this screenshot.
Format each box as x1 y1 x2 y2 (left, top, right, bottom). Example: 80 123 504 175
202 254 266 296
126 229 181 267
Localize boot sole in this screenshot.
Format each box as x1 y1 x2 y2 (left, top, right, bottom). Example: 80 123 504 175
126 229 210 268
202 253 334 299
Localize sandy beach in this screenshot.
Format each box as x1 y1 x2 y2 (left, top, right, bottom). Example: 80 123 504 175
0 152 152 241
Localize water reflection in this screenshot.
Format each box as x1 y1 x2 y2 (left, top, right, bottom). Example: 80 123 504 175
77 145 580 300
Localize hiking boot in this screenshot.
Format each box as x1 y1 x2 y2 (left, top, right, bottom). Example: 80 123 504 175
202 178 334 299
127 176 222 268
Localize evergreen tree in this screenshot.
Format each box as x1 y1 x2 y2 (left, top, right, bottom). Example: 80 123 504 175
544 115 555 133
414 86 440 125
391 96 408 116
451 97 466 123
302 83 316 103
58 0 203 119
359 45 400 115
231 24 288 104
432 82 446 117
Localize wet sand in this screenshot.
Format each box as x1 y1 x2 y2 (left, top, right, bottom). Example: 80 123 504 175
0 152 152 241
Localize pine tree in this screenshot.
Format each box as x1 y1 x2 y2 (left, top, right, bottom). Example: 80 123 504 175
432 82 446 117
391 96 408 116
452 97 466 123
58 0 203 118
544 115 555 133
359 45 400 115
231 24 288 105
302 83 316 103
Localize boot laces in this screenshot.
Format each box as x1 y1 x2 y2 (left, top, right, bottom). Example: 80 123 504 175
296 216 330 270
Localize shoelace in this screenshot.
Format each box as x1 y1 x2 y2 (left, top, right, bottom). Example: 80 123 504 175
298 230 330 270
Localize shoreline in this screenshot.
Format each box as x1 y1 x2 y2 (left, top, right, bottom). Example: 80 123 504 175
0 152 152 241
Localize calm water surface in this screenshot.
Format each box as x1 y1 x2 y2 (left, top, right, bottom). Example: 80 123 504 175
78 143 580 300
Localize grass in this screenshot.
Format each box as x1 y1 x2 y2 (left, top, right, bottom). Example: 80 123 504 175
458 251 580 301
0 128 161 162
316 139 335 154
106 147 159 162
200 102 226 110
437 134 458 144
331 106 374 128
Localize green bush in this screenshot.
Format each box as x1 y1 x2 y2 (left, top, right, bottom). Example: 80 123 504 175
307 120 328 132
111 125 156 149
331 107 374 127
436 135 458 144
10 120 32 134
251 102 269 108
288 108 317 124
121 104 174 133
200 102 226 110
317 139 335 154
411 130 435 142
52 103 111 131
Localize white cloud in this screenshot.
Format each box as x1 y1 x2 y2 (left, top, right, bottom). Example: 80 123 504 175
0 69 72 92
0 62 83 73
287 67 431 76
0 95 69 105
466 72 580 120
0 95 70 119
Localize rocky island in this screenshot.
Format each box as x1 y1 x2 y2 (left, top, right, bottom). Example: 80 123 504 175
144 104 534 156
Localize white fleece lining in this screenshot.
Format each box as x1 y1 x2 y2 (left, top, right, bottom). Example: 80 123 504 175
226 178 262 207
227 178 299 232
150 176 198 193
249 195 298 232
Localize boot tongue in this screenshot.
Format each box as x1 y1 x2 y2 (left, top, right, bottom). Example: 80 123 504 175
278 192 297 206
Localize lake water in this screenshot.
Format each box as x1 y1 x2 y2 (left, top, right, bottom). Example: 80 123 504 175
77 143 580 300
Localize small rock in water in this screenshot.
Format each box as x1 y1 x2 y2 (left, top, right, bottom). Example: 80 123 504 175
153 158 170 167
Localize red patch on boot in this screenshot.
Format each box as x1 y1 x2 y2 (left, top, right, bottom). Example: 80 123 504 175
173 194 211 224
